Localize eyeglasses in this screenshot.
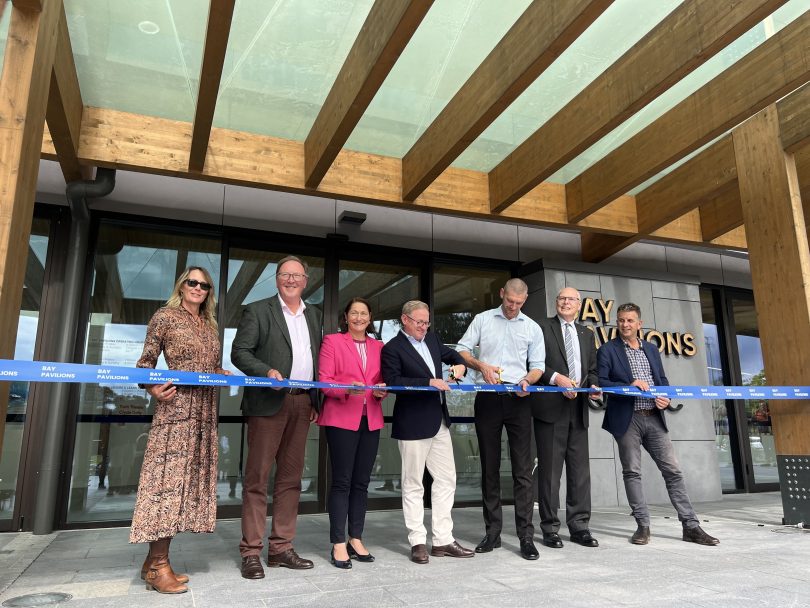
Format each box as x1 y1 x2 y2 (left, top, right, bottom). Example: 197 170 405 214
277 272 308 282
405 314 430 328
185 279 212 291
556 296 580 302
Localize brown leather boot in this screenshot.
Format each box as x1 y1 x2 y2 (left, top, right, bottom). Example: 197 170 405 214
140 538 189 583
145 538 188 594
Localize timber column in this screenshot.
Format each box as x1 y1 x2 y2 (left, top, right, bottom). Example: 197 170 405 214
733 104 810 524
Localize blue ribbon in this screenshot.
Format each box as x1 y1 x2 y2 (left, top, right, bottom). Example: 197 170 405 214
0 359 805 400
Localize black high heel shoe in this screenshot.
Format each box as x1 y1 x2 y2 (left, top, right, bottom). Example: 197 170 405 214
347 541 375 563
330 547 352 569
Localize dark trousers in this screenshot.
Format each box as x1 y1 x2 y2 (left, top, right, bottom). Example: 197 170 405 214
325 417 380 543
474 392 534 539
534 401 591 535
239 393 312 557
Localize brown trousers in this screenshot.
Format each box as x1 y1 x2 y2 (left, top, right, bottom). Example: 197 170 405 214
239 393 312 557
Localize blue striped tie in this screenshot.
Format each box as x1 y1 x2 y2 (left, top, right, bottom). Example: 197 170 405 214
564 323 578 385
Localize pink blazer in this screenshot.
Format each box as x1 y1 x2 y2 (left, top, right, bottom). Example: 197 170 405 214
318 332 385 431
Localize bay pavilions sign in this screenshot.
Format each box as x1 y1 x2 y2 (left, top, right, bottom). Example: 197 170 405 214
578 298 697 357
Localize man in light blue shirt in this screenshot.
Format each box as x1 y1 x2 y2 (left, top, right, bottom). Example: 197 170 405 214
457 278 545 560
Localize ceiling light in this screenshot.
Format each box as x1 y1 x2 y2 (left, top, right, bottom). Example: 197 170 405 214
138 21 160 35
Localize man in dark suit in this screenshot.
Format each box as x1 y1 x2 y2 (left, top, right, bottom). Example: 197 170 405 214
598 302 718 546
232 255 322 579
534 287 601 549
381 300 474 565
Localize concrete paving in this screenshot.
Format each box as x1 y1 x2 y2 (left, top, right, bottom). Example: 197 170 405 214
1 493 808 607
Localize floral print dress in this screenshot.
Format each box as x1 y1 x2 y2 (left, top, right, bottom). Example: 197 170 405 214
129 306 224 543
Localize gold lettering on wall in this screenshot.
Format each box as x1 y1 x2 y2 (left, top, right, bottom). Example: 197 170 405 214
576 297 698 357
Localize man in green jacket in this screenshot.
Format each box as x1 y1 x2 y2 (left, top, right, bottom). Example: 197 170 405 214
232 255 322 579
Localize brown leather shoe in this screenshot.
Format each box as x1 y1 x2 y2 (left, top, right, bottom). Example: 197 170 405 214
410 544 429 564
241 555 265 579
631 525 650 545
146 563 188 594
267 548 314 570
683 525 719 546
140 556 189 584
430 541 474 558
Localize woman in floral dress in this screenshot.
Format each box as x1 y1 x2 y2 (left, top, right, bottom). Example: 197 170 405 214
131 266 230 593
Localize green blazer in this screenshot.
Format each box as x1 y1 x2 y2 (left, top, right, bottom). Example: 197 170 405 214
231 294 322 416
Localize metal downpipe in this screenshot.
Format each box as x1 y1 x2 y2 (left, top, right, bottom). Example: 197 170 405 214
33 168 116 534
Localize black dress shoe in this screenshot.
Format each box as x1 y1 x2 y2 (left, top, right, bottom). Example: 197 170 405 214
474 535 501 553
330 547 352 569
542 532 563 548
519 537 539 560
570 530 599 547
240 555 265 579
631 525 650 545
411 544 429 564
682 525 719 546
347 542 375 562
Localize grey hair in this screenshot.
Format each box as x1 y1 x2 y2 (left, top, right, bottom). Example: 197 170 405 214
402 300 429 316
276 255 309 275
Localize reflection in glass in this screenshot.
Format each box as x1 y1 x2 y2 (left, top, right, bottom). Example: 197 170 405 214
336 260 421 494
2 219 50 521
434 264 511 499
68 224 222 522
221 248 325 504
701 289 735 491
733 297 777 485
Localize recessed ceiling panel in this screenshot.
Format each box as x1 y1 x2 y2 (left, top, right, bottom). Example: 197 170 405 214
65 0 209 122
212 0 375 140
344 0 533 158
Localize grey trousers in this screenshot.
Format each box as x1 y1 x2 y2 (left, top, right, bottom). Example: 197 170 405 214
615 411 699 529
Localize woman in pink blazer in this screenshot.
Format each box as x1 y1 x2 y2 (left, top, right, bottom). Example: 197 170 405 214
318 297 386 569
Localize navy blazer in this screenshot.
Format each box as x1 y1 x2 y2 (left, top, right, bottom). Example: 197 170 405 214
597 337 670 438
381 330 464 440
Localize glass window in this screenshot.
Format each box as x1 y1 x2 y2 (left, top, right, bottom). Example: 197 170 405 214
1 218 50 522
336 259 421 497
67 224 222 522
701 288 736 491
220 248 325 506
732 296 777 485
433 264 511 501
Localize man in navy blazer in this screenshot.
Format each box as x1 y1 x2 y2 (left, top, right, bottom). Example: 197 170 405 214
598 302 718 546
381 300 474 564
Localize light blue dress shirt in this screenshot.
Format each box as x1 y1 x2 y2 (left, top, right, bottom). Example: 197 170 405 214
457 307 545 384
404 332 437 378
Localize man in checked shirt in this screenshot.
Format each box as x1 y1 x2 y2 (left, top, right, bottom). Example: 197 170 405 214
598 302 719 546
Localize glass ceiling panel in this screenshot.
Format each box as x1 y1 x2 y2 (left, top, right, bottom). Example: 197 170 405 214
213 0 375 140
344 0 533 158
551 0 808 184
0 5 10 82
453 0 683 172
65 0 208 122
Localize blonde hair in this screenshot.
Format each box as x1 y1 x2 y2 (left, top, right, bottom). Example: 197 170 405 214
166 267 218 329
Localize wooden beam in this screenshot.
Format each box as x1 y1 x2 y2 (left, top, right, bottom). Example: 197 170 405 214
710 225 747 249
188 0 236 173
45 3 88 181
304 0 432 189
733 104 810 456
11 0 42 12
777 81 810 153
401 0 612 202
566 9 810 223
636 136 737 235
489 0 787 214
0 0 61 452
581 232 637 264
699 187 743 241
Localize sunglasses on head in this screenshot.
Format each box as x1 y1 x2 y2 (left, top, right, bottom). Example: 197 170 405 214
185 279 212 291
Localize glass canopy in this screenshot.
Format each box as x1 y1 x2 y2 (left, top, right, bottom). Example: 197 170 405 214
54 0 809 191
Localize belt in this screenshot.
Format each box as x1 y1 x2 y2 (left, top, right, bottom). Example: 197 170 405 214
287 388 308 396
635 408 656 416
